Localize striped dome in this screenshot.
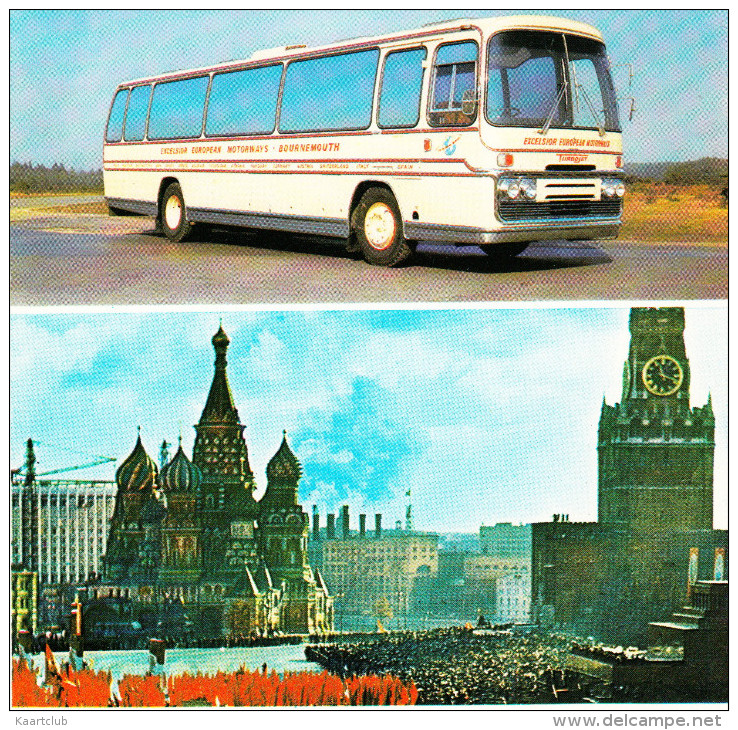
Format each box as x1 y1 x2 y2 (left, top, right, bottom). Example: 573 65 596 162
116 435 157 492
266 432 302 486
160 444 201 493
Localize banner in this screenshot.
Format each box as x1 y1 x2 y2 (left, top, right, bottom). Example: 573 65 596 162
714 548 725 581
687 547 699 598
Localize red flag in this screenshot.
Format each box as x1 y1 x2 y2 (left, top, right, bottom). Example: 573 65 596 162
44 644 61 685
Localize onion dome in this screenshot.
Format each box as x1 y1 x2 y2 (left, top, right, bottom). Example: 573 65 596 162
266 431 302 486
212 323 230 351
160 443 201 493
116 433 158 492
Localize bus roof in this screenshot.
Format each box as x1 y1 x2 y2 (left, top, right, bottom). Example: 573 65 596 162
119 15 605 87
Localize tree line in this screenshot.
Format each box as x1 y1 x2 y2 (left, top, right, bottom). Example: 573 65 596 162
625 157 728 185
10 162 103 194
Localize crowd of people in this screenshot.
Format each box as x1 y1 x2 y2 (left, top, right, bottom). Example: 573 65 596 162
306 627 574 705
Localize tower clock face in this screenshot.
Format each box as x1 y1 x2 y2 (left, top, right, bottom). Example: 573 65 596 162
642 355 684 396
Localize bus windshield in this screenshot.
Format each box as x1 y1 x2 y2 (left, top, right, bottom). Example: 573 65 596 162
486 30 621 132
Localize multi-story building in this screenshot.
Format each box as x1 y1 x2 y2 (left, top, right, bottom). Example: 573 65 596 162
532 308 728 643
11 467 117 585
463 554 531 621
11 568 39 636
315 508 438 624
480 522 531 559
496 571 531 623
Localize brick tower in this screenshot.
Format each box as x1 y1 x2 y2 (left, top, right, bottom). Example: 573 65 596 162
597 307 714 534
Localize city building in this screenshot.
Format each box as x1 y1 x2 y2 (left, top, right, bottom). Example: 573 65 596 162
532 308 728 643
87 325 333 641
495 570 531 623
11 465 117 585
313 507 438 628
480 522 531 559
11 568 39 637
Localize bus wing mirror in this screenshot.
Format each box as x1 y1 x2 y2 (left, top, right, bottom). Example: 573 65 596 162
461 88 478 116
628 97 636 122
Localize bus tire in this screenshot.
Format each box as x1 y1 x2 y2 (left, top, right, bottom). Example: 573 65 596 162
481 242 529 258
160 183 193 242
353 188 411 267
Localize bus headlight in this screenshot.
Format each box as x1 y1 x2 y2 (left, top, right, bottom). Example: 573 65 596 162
601 178 625 198
498 178 522 199
506 181 521 199
498 177 533 200
519 178 537 200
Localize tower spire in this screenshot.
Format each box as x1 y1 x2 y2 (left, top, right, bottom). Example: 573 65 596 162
199 325 239 424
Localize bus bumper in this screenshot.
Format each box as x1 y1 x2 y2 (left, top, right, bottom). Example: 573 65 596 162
404 219 621 246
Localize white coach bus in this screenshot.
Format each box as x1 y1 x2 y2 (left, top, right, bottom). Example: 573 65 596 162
103 15 624 266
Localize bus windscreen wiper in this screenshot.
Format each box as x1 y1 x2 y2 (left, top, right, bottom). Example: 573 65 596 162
537 58 568 135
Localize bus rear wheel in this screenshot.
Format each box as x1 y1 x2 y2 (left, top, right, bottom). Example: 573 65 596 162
160 183 194 242
353 188 411 267
481 242 529 258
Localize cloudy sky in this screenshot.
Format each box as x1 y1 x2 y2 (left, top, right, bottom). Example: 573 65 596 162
10 305 727 532
10 8 726 169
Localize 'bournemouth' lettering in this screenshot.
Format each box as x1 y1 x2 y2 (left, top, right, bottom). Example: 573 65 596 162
278 142 341 153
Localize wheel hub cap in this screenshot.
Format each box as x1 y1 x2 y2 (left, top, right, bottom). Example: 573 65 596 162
165 196 182 230
364 202 396 250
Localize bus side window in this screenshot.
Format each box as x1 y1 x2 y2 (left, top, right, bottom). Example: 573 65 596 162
206 65 282 137
429 41 478 127
280 49 379 134
106 89 129 143
378 47 426 129
148 75 209 141
124 85 152 142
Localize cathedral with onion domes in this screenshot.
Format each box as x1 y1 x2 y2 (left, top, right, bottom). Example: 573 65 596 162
102 325 333 639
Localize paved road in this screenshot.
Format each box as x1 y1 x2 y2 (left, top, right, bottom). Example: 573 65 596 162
10 204 728 305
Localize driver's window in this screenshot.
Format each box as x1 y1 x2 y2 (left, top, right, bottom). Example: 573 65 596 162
429 40 477 127
488 56 557 122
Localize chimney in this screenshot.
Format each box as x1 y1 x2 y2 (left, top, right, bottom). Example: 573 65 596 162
327 514 335 539
341 505 350 539
312 505 320 539
359 513 366 537
375 513 382 538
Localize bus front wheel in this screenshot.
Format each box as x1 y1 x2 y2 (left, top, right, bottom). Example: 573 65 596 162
353 188 411 267
160 183 194 242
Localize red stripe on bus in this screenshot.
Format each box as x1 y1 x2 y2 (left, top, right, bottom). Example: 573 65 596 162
102 157 469 165
102 166 479 178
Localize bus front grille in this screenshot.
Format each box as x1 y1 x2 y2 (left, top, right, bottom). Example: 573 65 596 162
498 199 622 223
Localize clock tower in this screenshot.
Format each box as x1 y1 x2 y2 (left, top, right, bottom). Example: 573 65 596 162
598 308 714 534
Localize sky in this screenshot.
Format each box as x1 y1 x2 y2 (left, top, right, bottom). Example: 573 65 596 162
10 8 727 170
10 305 727 532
